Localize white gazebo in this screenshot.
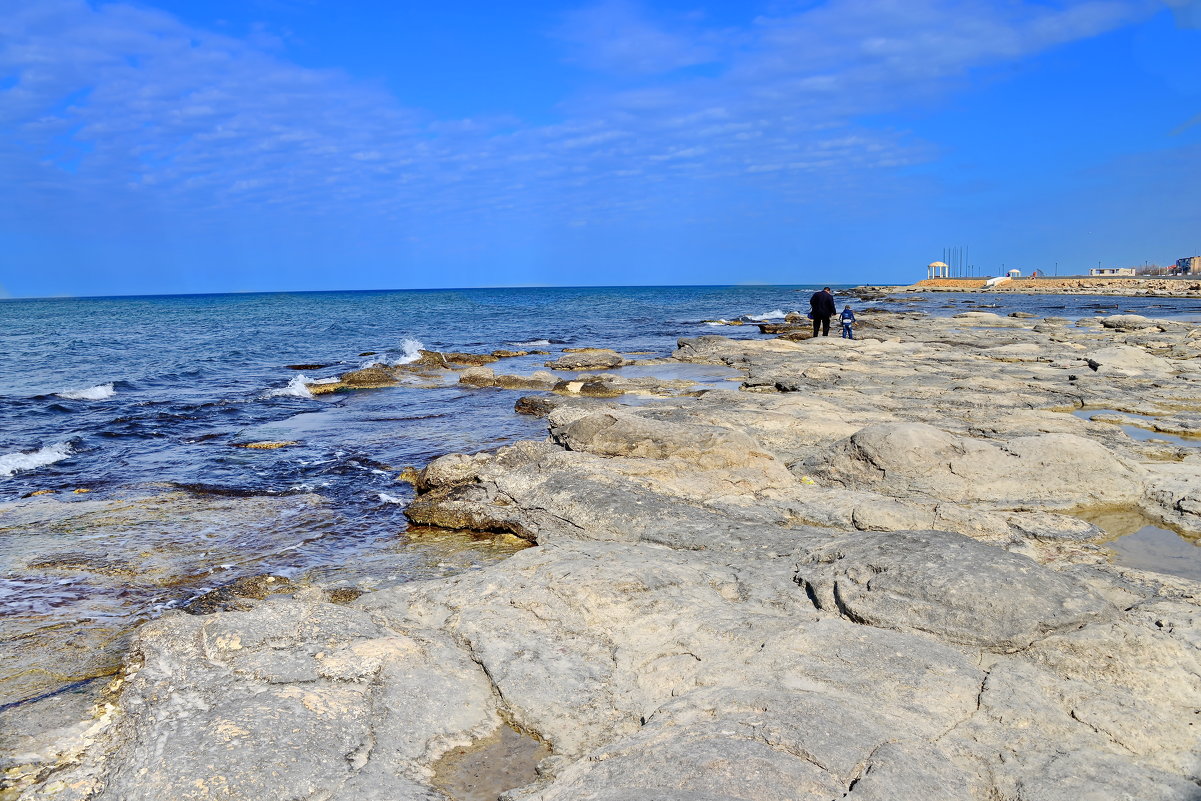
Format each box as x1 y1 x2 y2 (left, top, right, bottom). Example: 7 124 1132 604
927 261 950 279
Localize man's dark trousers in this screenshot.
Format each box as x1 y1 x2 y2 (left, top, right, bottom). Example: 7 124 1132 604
812 316 831 337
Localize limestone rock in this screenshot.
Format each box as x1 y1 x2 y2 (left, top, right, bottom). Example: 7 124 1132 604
550 409 782 471
545 349 625 370
807 423 1143 506
1100 314 1160 331
340 366 400 387
1085 344 1174 377
458 366 496 386
795 530 1112 651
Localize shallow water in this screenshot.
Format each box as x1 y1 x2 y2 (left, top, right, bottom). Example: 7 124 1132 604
1071 409 1201 448
1077 507 1201 582
1109 526 1201 582
3 285 1201 707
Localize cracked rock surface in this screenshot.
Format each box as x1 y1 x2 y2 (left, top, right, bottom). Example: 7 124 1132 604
18 310 1201 801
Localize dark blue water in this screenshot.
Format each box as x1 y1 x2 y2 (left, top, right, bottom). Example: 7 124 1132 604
0 286 810 502
4 286 1201 504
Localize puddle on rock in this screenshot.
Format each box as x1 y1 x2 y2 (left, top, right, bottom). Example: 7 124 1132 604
432 724 551 801
1075 507 1201 582
1071 409 1201 448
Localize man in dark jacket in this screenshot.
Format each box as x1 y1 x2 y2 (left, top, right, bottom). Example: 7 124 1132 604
809 287 837 337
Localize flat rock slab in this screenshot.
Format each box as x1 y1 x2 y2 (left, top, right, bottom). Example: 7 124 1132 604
810 423 1144 506
796 530 1113 651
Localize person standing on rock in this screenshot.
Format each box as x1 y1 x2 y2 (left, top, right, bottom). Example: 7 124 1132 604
839 305 856 339
809 287 837 337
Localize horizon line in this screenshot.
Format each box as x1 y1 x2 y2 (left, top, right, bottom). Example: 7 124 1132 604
0 282 867 303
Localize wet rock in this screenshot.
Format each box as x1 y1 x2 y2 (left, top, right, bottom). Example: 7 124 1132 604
552 379 624 398
497 371 559 391
515 395 560 417
431 724 549 801
416 350 499 368
328 587 364 604
459 367 496 387
341 366 402 387
182 574 295 615
284 363 331 370
756 322 808 334
0 490 334 708
544 350 624 370
233 440 299 449
490 349 530 359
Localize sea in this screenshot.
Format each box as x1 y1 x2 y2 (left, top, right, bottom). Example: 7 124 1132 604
2 285 1201 710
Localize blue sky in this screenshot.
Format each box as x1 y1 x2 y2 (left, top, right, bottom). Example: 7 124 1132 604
1 0 1198 297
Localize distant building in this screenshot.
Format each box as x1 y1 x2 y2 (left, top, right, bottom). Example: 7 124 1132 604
927 261 950 279
1176 256 1200 275
1089 267 1136 276
1006 269 1021 278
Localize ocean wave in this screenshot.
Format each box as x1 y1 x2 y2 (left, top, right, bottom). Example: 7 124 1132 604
264 374 315 399
745 309 786 321
56 383 115 401
360 337 425 368
0 442 74 478
390 337 424 365
377 492 405 504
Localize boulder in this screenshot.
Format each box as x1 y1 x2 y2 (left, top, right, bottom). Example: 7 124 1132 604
1100 314 1160 331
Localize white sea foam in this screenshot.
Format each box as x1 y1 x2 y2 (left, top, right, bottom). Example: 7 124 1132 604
0 442 74 478
359 338 425 369
747 309 786 321
378 492 405 504
56 383 115 401
390 338 424 366
308 376 340 385
510 339 551 347
265 374 315 399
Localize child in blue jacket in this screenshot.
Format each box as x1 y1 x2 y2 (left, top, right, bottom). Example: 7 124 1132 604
839 306 856 339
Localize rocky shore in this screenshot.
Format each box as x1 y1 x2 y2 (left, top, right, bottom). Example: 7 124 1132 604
861 277 1201 297
8 309 1201 800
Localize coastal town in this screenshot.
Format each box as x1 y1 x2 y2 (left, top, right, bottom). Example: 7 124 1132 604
907 255 1201 296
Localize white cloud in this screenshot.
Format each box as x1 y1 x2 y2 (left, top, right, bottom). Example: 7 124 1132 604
0 0 1156 236
554 0 726 75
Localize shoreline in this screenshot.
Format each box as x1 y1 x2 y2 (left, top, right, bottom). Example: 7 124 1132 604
856 276 1201 298
7 308 1201 800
